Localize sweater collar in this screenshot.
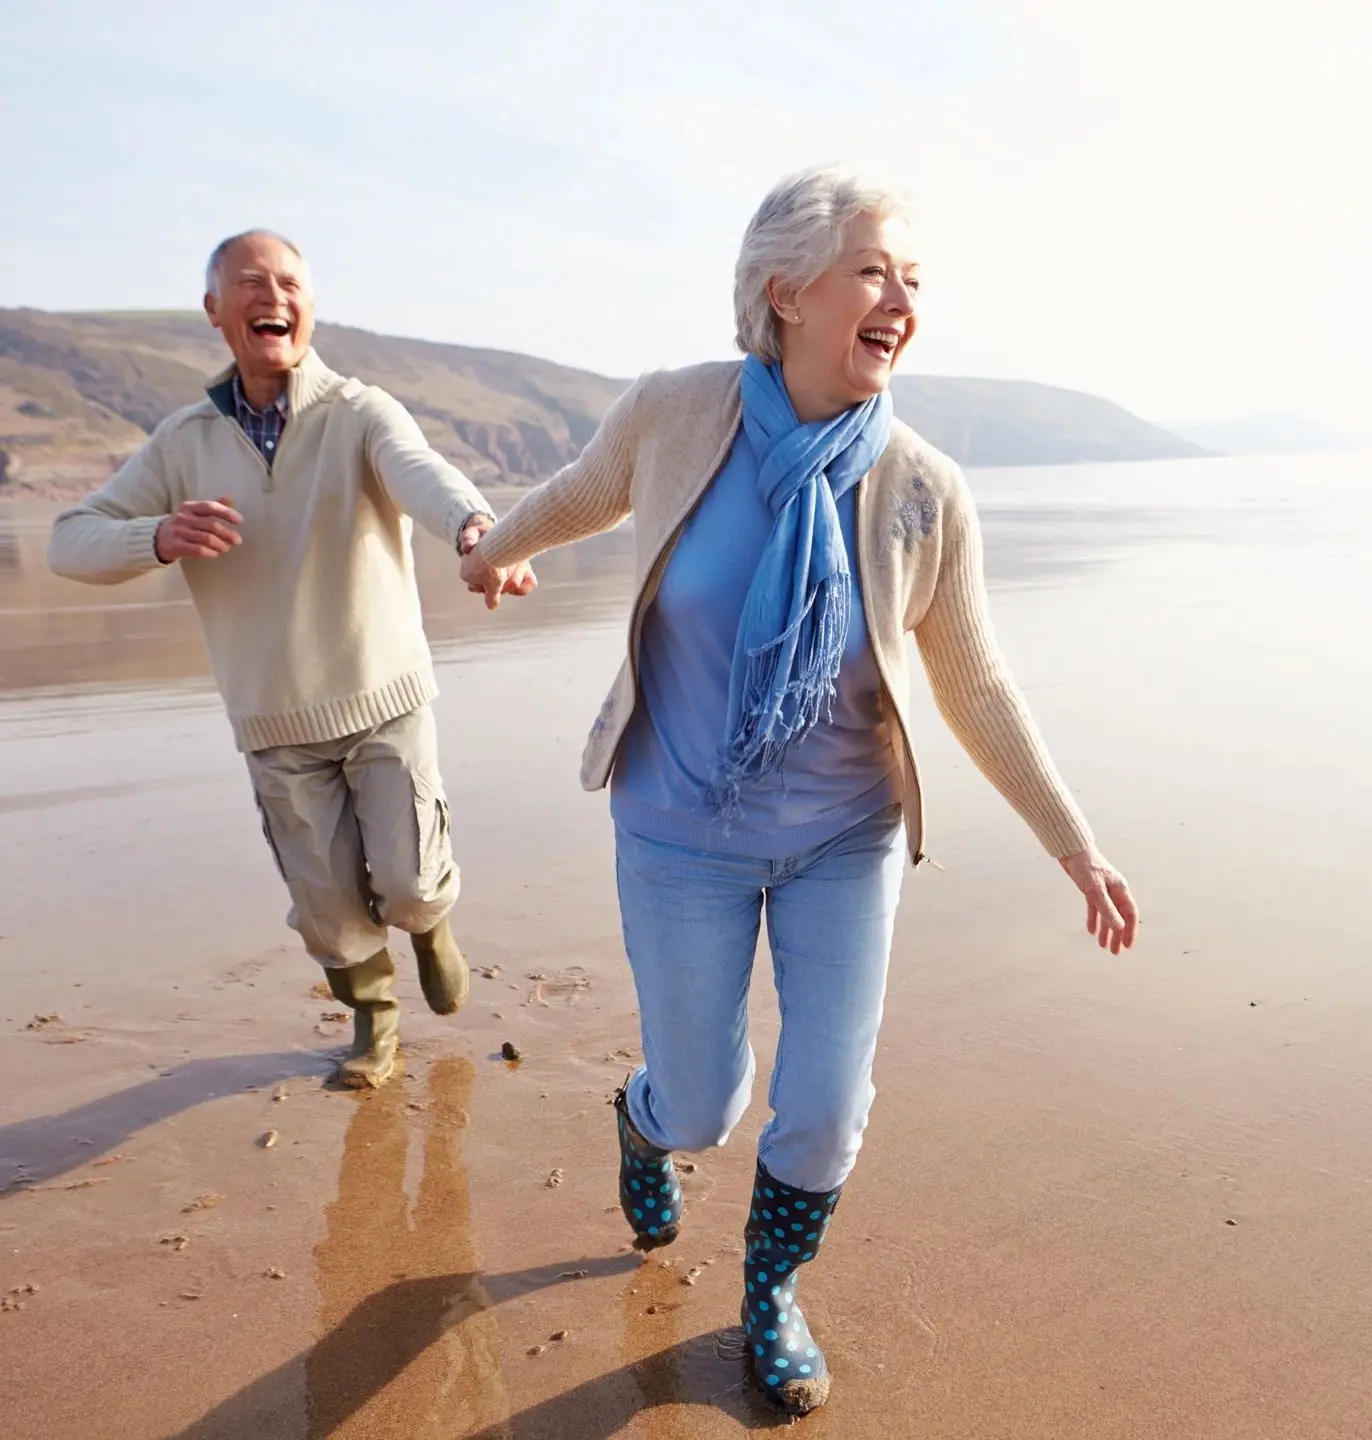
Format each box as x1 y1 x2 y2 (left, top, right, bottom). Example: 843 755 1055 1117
205 347 344 418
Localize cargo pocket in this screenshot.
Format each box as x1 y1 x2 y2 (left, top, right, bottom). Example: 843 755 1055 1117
412 775 454 899
254 795 289 882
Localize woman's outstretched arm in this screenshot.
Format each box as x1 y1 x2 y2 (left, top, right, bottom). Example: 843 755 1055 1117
462 378 645 604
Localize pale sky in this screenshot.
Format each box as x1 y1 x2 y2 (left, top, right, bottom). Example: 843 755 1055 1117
3 0 1369 438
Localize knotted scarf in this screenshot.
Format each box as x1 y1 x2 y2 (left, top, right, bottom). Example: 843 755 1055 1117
706 355 892 817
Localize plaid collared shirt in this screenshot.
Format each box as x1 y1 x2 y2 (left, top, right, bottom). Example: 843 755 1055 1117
232 374 289 468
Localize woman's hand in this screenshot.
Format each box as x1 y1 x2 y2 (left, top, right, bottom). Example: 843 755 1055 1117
458 518 536 610
1058 846 1140 955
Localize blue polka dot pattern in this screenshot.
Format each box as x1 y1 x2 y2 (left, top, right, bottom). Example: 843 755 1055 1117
613 1083 682 1251
741 1161 841 1415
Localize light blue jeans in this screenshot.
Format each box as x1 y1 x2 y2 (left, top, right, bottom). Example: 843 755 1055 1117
614 802 906 1193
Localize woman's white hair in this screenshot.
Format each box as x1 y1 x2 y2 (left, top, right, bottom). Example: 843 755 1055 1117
733 165 914 362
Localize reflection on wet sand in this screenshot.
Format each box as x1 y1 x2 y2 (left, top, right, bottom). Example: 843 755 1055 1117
306 1060 509 1439
168 1060 643 1440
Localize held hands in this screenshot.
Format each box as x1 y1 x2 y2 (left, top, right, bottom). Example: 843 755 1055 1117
1058 846 1140 956
154 496 242 562
458 515 537 610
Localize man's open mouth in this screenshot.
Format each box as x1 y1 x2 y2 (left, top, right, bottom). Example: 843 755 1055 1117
858 328 899 359
250 318 291 338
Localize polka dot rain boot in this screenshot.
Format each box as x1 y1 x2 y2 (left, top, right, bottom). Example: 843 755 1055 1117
613 1080 682 1250
741 1161 842 1415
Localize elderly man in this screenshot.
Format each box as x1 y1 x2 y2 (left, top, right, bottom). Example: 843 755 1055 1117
48 229 533 1089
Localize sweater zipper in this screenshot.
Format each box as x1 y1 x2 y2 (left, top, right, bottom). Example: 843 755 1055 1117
224 417 276 492
855 476 931 869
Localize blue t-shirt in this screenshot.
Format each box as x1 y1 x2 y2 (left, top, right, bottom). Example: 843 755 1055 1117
610 429 901 858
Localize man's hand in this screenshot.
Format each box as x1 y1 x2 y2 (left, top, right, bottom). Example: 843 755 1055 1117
155 496 243 563
458 516 536 610
458 513 495 556
1058 846 1140 956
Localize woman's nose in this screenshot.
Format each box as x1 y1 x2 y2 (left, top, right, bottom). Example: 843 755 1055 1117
884 275 913 316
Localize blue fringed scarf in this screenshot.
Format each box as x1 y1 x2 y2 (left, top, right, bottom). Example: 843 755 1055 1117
705 355 893 817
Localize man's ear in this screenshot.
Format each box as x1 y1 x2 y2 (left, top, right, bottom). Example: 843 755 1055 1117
204 292 221 330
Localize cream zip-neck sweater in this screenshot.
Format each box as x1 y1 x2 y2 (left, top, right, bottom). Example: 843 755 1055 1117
479 361 1096 865
47 350 493 752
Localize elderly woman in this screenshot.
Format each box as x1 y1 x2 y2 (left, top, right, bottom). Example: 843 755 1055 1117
462 166 1139 1416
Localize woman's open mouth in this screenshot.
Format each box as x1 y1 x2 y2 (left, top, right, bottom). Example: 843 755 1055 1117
858 327 900 361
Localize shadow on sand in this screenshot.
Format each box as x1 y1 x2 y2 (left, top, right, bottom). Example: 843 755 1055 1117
0 1048 334 1192
168 1058 788 1438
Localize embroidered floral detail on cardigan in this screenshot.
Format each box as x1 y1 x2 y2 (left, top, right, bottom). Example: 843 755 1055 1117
590 691 619 737
890 474 938 550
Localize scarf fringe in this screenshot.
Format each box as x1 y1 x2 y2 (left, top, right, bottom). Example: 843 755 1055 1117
705 578 850 819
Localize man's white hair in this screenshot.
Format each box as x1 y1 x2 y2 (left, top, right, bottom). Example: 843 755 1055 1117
204 229 309 296
733 166 915 362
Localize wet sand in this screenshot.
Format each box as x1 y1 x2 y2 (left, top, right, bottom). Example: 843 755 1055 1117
2 456 1371 1438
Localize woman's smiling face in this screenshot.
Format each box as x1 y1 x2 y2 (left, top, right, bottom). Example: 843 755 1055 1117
772 211 920 420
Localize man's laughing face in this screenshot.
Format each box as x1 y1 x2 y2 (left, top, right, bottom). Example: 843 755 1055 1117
204 232 315 381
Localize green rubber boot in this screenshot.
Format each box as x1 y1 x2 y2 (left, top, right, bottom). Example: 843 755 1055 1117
411 917 470 1016
325 949 400 1089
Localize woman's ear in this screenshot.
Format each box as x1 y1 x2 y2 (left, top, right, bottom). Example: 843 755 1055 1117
766 276 803 326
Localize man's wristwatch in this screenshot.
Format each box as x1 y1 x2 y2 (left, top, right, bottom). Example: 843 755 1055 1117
456 510 496 552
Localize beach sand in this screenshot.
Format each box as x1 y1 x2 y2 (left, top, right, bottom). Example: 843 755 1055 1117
2 456 1370 1438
